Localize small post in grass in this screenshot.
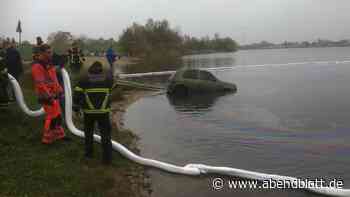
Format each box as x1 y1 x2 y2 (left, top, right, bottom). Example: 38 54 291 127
16 20 22 48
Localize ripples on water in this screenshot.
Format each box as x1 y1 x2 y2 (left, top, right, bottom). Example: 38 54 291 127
125 48 350 197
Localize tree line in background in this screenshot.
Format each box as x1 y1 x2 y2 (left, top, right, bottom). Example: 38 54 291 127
240 39 350 50
182 34 238 55
46 31 119 56
1 18 238 62
118 19 238 59
0 32 120 61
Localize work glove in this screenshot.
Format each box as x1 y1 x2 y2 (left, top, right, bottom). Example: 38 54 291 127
59 93 65 100
38 93 54 105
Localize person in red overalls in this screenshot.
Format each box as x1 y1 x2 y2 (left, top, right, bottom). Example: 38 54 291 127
31 44 66 144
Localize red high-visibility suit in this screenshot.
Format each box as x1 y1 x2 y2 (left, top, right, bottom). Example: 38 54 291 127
31 62 65 144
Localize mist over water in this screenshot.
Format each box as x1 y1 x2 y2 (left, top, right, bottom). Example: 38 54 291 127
125 47 350 197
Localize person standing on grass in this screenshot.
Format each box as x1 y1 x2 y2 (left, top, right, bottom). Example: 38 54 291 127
74 61 113 165
31 44 67 144
32 36 44 61
0 42 13 105
67 42 85 89
68 42 85 73
4 40 23 81
106 47 117 70
52 52 67 119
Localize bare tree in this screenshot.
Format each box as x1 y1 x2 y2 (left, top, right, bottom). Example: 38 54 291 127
47 31 74 54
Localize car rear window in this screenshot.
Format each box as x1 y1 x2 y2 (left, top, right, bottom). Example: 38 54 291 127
183 70 199 79
198 71 217 81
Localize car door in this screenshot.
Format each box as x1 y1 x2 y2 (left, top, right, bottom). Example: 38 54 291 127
198 70 220 92
181 70 200 91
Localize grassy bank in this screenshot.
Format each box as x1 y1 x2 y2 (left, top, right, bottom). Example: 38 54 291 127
0 66 147 197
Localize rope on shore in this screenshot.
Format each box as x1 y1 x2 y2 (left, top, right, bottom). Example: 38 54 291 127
8 69 350 197
114 79 164 91
119 70 175 78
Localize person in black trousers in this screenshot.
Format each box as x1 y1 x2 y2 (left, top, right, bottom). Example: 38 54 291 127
5 41 23 81
74 61 113 164
52 52 68 117
0 43 11 105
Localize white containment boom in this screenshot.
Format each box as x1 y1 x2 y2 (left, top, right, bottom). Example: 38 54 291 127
8 68 350 197
8 73 44 117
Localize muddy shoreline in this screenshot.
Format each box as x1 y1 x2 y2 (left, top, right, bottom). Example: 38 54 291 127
110 89 154 197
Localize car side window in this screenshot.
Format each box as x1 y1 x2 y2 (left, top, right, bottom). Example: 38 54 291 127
199 71 217 82
183 70 199 79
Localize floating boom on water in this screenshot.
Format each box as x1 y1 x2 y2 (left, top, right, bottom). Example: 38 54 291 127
119 60 350 79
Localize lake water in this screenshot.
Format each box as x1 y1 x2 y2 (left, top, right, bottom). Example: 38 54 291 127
124 48 350 197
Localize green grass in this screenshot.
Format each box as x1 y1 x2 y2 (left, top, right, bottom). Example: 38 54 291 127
0 67 143 197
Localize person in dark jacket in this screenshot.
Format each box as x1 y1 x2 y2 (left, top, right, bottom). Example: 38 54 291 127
33 36 44 61
74 61 113 164
5 41 23 81
106 47 117 69
68 42 85 73
67 42 85 88
0 43 11 105
52 52 67 118
36 36 44 46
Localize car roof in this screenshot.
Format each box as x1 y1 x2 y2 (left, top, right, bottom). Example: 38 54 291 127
178 68 211 74
175 69 218 80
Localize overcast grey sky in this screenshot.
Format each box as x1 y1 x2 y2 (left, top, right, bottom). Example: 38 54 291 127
1 0 350 44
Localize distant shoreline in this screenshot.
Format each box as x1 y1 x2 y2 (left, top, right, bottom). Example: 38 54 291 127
183 46 350 57
239 45 350 51
238 45 350 50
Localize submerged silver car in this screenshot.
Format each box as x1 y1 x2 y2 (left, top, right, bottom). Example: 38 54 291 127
167 69 237 95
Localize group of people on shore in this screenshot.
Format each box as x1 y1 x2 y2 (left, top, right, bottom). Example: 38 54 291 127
0 36 119 165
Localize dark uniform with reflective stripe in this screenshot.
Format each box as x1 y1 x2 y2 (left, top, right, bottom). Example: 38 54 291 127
74 62 113 164
68 47 84 72
67 47 85 88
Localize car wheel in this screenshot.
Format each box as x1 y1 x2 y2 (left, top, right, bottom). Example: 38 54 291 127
173 85 188 96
